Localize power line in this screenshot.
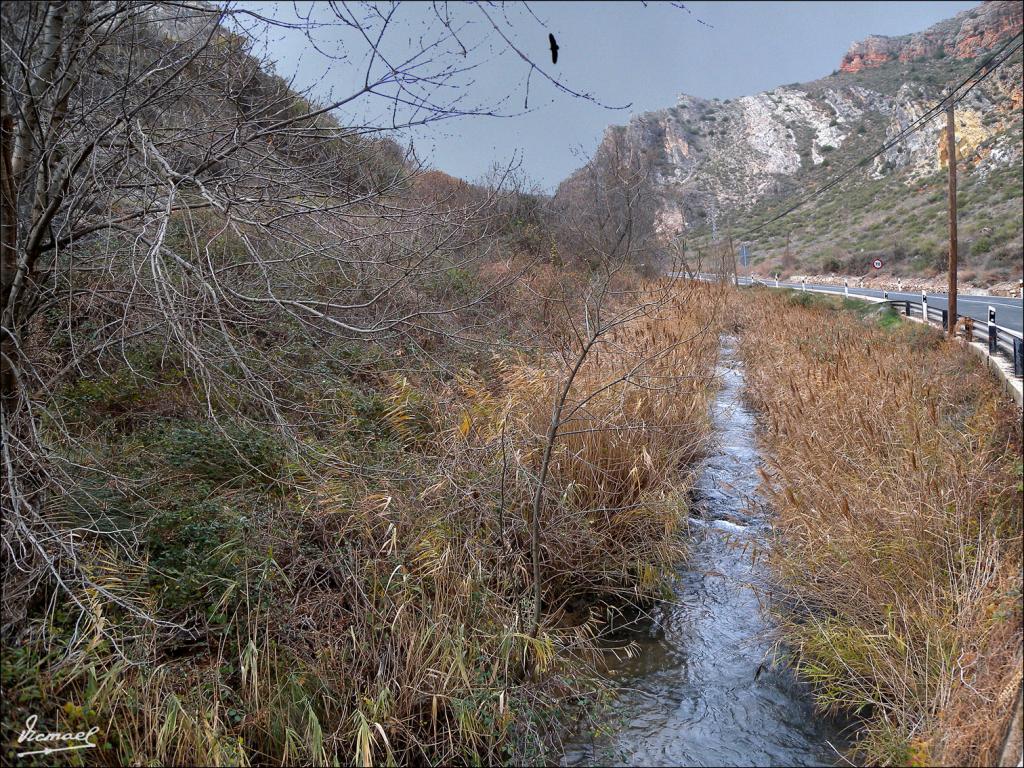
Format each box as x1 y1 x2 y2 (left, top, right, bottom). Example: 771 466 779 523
739 32 1023 240
746 33 1023 235
745 34 1022 237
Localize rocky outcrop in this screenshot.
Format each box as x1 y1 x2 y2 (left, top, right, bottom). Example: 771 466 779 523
558 85 864 236
953 0 1024 58
838 0 1021 73
553 2 1022 285
842 35 905 73
557 0 1023 245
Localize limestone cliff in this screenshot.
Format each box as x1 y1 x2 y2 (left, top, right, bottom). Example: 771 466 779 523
839 1 1021 72
560 1 1023 281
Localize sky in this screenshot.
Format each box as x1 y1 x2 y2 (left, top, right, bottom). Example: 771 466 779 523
236 1 978 192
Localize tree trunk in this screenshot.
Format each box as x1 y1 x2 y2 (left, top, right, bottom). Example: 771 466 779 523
1 113 18 403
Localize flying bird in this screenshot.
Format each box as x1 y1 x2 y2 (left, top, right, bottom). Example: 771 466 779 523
548 33 559 64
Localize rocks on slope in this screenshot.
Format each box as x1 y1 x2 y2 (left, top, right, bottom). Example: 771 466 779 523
560 1 1023 250
840 0 1023 72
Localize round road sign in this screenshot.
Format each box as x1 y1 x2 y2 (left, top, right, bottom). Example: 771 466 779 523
871 258 884 270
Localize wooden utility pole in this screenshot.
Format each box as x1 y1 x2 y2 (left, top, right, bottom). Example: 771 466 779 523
946 104 958 338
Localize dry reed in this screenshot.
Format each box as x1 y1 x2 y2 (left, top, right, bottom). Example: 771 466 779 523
737 290 1022 766
6 278 723 767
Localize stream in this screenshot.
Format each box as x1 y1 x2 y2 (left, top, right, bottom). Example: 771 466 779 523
560 338 846 767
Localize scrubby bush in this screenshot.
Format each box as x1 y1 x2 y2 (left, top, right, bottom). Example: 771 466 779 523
152 421 286 487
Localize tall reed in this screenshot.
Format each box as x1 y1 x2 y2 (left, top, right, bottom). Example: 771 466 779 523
737 291 1022 766
1 278 723 767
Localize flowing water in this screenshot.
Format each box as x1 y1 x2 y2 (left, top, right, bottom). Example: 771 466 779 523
560 339 845 767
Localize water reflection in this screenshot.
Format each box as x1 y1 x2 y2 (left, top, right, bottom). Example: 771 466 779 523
560 340 846 767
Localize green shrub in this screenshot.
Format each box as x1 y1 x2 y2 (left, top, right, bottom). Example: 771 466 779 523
442 267 477 298
785 292 816 308
971 236 993 256
61 373 150 421
822 256 843 273
152 421 285 487
146 495 248 619
877 306 902 329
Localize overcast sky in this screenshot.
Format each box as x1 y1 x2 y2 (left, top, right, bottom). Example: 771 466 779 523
239 1 977 191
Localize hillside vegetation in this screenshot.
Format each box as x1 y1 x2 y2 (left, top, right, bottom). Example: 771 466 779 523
2 272 723 766
0 4 726 764
727 54 1023 285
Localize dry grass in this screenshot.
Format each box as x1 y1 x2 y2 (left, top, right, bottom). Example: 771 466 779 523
501 278 721 608
736 290 1023 766
1 278 723 766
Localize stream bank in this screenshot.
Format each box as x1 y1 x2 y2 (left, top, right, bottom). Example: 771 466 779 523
560 338 845 767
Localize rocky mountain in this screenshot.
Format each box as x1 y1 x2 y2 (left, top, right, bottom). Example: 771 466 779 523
564 1 1023 284
840 0 1022 72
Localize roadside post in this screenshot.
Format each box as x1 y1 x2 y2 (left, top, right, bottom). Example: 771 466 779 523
844 278 849 297
897 278 902 292
922 292 928 323
988 306 997 354
945 103 958 339
801 278 806 292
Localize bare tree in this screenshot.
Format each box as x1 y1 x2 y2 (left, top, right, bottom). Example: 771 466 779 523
668 234 707 280
522 139 712 637
0 0 646 637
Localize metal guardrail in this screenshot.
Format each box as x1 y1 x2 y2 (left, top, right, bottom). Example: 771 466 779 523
883 295 1024 378
693 274 1023 379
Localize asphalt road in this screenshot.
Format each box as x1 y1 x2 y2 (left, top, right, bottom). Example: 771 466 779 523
735 276 1024 334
